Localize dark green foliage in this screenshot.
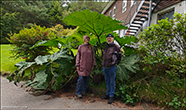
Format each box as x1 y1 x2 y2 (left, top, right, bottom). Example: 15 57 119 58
47 1 64 26
117 54 140 82
0 11 20 44
114 35 138 56
68 1 108 13
1 1 53 27
115 84 139 105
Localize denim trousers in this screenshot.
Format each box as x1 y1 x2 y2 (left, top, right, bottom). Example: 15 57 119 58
75 75 90 95
103 66 117 97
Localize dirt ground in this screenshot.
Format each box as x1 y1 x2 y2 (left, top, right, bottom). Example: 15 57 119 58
46 87 163 110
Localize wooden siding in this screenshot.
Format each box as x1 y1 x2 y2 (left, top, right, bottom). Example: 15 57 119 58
153 0 181 13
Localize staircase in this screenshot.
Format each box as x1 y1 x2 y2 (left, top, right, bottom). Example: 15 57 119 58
124 0 160 36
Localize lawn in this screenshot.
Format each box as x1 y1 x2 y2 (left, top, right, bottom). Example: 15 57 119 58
1 44 24 75
1 44 78 76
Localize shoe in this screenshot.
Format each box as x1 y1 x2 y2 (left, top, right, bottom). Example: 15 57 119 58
76 94 82 99
108 97 114 104
101 95 109 99
81 91 86 96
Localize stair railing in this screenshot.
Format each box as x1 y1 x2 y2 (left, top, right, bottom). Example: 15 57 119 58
123 0 145 36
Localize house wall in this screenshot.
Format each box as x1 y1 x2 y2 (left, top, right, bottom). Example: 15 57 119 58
151 1 185 25
104 0 142 24
104 0 142 37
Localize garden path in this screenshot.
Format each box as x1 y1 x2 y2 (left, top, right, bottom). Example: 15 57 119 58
1 76 158 110
1 76 128 110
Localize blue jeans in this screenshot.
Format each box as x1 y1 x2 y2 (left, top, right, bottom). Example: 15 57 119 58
75 75 90 95
103 66 117 97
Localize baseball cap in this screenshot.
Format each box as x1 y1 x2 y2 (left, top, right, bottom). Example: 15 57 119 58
106 34 114 38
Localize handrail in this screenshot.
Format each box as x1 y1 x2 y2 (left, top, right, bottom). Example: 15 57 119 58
124 0 145 25
124 0 160 36
147 0 152 27
123 0 145 36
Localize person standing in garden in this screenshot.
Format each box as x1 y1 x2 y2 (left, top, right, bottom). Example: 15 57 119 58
75 35 95 99
101 34 122 104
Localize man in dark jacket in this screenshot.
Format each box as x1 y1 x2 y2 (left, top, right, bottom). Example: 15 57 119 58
101 34 122 104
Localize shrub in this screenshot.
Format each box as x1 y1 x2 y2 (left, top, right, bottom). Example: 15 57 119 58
50 24 78 37
114 13 186 108
7 24 56 61
137 12 186 109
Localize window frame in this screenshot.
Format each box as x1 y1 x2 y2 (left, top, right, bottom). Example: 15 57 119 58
130 0 136 7
122 0 127 13
109 10 112 17
112 5 116 19
157 8 174 23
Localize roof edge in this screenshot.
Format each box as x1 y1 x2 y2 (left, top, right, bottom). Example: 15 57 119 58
101 0 115 14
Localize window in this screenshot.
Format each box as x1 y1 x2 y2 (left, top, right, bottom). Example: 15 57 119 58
158 10 174 22
130 0 136 7
122 0 127 13
113 6 116 19
109 10 112 17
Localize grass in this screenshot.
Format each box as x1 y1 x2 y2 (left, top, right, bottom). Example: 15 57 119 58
0 44 78 76
0 44 24 75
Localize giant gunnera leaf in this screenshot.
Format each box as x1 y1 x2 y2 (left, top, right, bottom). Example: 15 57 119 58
63 9 128 37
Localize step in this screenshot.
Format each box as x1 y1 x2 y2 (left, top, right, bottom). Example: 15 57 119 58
130 25 141 28
128 28 139 31
130 23 142 27
140 7 149 11
129 27 140 30
134 19 146 22
136 15 148 19
138 11 149 15
125 33 136 36
127 31 136 34
132 22 143 25
143 2 156 7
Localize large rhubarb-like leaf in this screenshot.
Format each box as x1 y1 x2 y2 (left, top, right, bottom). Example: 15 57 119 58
64 9 128 37
117 54 140 81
